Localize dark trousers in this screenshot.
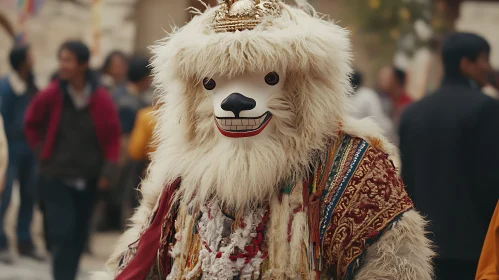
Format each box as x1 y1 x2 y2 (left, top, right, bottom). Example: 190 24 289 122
0 142 36 249
39 176 96 280
435 259 478 280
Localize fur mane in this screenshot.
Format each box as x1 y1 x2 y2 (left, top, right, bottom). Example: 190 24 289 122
146 3 353 208
105 1 397 274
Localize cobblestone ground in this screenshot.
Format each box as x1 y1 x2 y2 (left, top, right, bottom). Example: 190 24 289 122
0 183 120 280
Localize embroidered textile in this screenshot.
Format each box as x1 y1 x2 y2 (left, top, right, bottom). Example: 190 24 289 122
318 134 413 279
116 136 413 280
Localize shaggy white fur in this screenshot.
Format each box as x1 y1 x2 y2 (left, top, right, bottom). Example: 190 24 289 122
354 210 435 280
96 1 434 279
147 2 353 212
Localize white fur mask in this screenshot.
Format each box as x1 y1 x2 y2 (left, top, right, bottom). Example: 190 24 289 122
203 72 285 138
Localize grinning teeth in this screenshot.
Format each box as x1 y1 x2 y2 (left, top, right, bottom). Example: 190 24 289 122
219 122 261 131
216 113 269 132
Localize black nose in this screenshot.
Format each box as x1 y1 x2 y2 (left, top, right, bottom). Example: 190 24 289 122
221 93 256 118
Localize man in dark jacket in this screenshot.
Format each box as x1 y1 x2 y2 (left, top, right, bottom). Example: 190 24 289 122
399 32 499 280
0 45 41 263
24 41 120 280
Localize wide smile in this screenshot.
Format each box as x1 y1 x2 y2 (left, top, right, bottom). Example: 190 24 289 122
215 112 273 138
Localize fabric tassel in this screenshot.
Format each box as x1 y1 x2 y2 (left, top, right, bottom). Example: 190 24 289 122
289 211 310 279
265 195 291 279
308 192 321 271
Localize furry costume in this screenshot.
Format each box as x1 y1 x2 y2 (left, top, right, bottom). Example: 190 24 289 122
96 0 434 279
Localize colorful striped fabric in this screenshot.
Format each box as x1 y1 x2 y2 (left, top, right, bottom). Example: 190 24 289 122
314 133 413 279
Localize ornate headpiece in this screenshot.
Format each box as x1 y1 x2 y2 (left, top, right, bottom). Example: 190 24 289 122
212 0 283 33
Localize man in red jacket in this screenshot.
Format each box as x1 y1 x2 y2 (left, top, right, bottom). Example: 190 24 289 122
24 40 120 280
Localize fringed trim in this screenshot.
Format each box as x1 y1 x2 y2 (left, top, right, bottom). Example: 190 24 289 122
289 211 310 279
171 202 269 279
266 195 291 278
167 204 196 280
265 180 312 279
166 180 315 279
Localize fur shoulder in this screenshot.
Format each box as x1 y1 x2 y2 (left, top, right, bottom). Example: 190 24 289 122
353 209 435 280
341 117 398 158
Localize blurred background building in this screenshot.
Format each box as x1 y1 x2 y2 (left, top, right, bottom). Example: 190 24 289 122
0 0 498 92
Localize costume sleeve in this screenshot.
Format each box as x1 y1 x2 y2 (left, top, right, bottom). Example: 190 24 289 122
24 90 48 154
128 110 150 161
476 202 499 280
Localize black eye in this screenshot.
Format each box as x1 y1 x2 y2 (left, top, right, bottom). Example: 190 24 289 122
203 78 216 90
265 72 280 86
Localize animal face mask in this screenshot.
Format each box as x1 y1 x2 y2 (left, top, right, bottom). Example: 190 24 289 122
203 72 285 138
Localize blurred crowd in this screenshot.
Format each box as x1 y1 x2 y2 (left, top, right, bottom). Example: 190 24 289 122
0 40 156 279
349 32 499 280
0 31 497 280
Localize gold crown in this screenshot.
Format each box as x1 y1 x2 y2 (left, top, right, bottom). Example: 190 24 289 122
212 0 282 33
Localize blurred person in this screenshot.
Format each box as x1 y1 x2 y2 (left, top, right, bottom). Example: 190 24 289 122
0 116 7 195
475 201 499 280
483 84 499 99
49 70 59 82
121 104 158 225
0 45 41 263
24 40 120 280
349 70 394 142
100 50 128 97
493 71 499 89
378 65 413 126
96 56 152 231
128 105 157 162
483 71 499 99
407 37 444 101
115 56 152 136
399 32 499 280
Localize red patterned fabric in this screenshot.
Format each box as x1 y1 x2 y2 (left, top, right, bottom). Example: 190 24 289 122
116 179 180 280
